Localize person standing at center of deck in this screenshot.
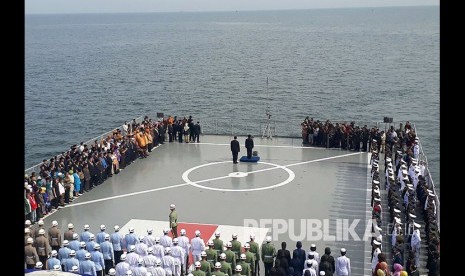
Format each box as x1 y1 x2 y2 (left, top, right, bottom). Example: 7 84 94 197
169 204 178 238
231 136 240 164
245 135 254 159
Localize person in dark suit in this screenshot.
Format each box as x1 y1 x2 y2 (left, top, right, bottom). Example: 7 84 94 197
231 136 240 164
245 135 254 159
276 242 291 273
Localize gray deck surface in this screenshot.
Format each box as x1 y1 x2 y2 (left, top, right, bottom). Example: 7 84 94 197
38 135 373 275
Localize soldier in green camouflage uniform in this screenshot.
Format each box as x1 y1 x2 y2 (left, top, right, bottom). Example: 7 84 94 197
233 265 243 276
230 234 242 260
243 243 255 274
260 236 275 276
206 241 218 267
224 242 237 269
219 253 233 276
200 251 213 276
193 261 207 276
212 262 225 276
248 235 260 276
238 254 251 276
213 232 224 262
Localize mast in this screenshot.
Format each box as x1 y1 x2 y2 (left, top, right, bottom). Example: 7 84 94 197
262 77 272 139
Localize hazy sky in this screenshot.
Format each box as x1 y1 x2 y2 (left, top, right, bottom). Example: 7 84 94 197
25 0 438 14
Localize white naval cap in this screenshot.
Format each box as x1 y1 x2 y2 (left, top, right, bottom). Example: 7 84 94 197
409 213 417 219
38 220 44 226
373 240 381 245
386 157 392 162
265 236 272 242
373 189 380 195
340 248 346 253
51 220 58 226
68 223 74 229
414 222 421 229
400 160 407 164
372 163 379 168
402 169 408 174
394 217 401 224
393 208 401 213
373 180 380 184
170 204 176 209
320 272 326 276
195 230 201 236
374 197 381 202
375 225 382 231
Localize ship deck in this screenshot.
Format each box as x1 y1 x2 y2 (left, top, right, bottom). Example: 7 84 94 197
41 134 376 275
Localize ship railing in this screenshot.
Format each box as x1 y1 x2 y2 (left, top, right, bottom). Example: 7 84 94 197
24 116 145 175
414 123 440 231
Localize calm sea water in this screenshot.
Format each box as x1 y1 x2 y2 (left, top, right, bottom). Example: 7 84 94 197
25 6 439 192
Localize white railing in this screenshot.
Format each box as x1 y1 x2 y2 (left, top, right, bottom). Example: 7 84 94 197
413 124 440 231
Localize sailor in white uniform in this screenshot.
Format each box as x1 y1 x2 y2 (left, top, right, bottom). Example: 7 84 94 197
335 248 351 276
307 252 319 273
371 240 381 273
408 159 417 180
160 229 173 248
144 229 157 248
135 236 149 257
191 230 206 262
413 140 420 160
115 254 130 276
126 245 141 268
162 247 176 276
171 238 185 276
411 223 422 267
177 229 191 274
398 169 408 191
153 237 165 261
412 167 421 190
152 259 167 276
144 247 159 276
391 217 402 247
308 244 320 264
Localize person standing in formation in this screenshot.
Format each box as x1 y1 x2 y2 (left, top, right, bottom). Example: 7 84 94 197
230 136 240 164
245 135 254 159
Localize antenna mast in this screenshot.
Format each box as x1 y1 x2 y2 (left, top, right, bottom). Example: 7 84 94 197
262 77 273 139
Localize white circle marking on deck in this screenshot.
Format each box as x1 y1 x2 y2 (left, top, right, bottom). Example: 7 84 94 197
182 161 295 192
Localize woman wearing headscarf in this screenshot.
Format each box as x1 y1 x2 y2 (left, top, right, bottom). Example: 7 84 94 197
392 263 403 276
